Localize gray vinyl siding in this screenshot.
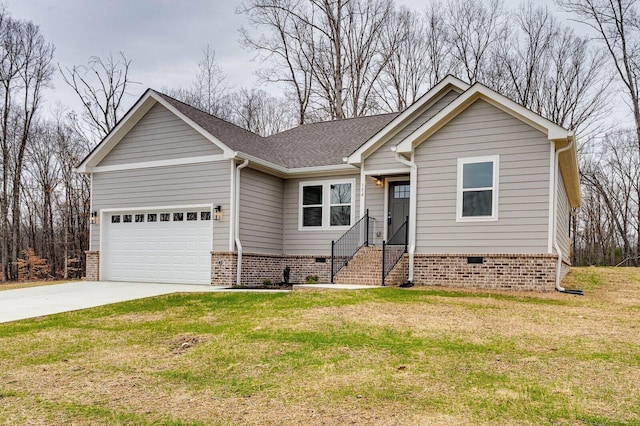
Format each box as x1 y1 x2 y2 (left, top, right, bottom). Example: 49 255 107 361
91 161 231 251
557 169 571 261
98 103 223 166
239 167 284 254
365 90 460 171
414 99 552 254
283 174 361 255
364 176 385 246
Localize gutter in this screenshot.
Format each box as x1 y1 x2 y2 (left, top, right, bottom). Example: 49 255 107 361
235 158 249 285
392 149 417 284
552 137 583 295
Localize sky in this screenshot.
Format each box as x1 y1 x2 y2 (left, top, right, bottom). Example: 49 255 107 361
3 0 588 121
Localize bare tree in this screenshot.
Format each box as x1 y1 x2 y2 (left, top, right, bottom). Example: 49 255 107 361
493 2 611 136
558 0 640 152
578 130 639 265
445 0 508 84
167 45 232 119
231 88 296 136
0 11 54 281
240 0 397 120
240 0 316 124
59 52 135 141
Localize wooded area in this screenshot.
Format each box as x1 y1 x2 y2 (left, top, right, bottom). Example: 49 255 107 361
1 0 638 281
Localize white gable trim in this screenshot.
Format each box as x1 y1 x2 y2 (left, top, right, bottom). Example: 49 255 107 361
346 75 469 165
396 83 572 155
76 90 235 173
86 154 228 173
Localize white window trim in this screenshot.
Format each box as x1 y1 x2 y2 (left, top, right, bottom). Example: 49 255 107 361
298 178 356 231
456 155 499 222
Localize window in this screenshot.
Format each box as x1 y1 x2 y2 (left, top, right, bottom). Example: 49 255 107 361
330 183 351 226
457 156 499 221
302 185 323 227
393 184 410 199
299 180 354 229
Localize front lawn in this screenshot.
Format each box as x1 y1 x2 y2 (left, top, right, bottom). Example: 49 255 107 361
0 267 639 425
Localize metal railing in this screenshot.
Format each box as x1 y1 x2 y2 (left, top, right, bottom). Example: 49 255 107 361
381 216 408 286
331 209 371 283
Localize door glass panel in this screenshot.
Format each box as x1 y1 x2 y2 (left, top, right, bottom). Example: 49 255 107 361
393 184 410 199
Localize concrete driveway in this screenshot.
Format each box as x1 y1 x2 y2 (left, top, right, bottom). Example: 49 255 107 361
0 281 378 324
0 281 227 324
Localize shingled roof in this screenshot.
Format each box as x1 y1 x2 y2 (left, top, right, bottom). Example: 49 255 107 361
156 91 398 168
265 113 398 168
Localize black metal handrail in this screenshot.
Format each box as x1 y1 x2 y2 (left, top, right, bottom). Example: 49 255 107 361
331 209 371 283
381 216 408 286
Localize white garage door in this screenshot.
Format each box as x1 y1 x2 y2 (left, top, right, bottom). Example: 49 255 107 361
102 209 212 285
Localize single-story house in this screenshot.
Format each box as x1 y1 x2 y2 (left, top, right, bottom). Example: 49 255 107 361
76 75 579 291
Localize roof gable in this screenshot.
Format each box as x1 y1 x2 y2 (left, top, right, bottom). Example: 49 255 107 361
346 75 469 165
76 90 236 173
395 82 579 207
395 83 572 154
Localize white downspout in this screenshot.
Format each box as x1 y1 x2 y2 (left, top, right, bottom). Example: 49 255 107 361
552 137 574 291
235 159 249 285
393 149 417 283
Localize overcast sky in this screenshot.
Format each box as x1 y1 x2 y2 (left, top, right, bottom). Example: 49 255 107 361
4 0 582 120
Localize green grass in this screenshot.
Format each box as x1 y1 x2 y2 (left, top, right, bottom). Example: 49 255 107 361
1 267 639 425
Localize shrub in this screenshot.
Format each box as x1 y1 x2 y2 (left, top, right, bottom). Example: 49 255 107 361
263 278 272 286
304 275 318 284
283 266 291 284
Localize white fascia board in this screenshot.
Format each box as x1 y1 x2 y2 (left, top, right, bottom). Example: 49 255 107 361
346 75 470 165
85 154 228 173
396 83 571 154
233 152 359 178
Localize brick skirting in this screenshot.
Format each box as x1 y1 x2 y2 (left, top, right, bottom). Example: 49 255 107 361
211 251 331 286
412 254 564 292
85 251 99 281
89 249 570 291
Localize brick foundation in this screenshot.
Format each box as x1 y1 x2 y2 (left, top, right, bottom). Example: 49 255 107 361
412 254 560 292
87 249 568 291
211 252 331 286
85 251 99 281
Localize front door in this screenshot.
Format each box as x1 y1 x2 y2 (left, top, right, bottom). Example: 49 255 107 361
387 181 410 244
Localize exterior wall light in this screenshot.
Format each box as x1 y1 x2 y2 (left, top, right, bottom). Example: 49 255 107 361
374 177 384 188
214 205 222 221
90 211 98 225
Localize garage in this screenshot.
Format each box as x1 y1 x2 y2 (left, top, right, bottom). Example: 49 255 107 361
101 208 213 285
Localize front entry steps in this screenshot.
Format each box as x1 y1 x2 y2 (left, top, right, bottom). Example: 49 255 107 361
333 247 408 286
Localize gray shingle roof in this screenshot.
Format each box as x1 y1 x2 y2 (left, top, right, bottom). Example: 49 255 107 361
156 90 398 168
265 113 399 168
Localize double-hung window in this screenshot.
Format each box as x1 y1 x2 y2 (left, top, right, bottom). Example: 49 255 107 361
300 179 355 230
457 155 499 221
